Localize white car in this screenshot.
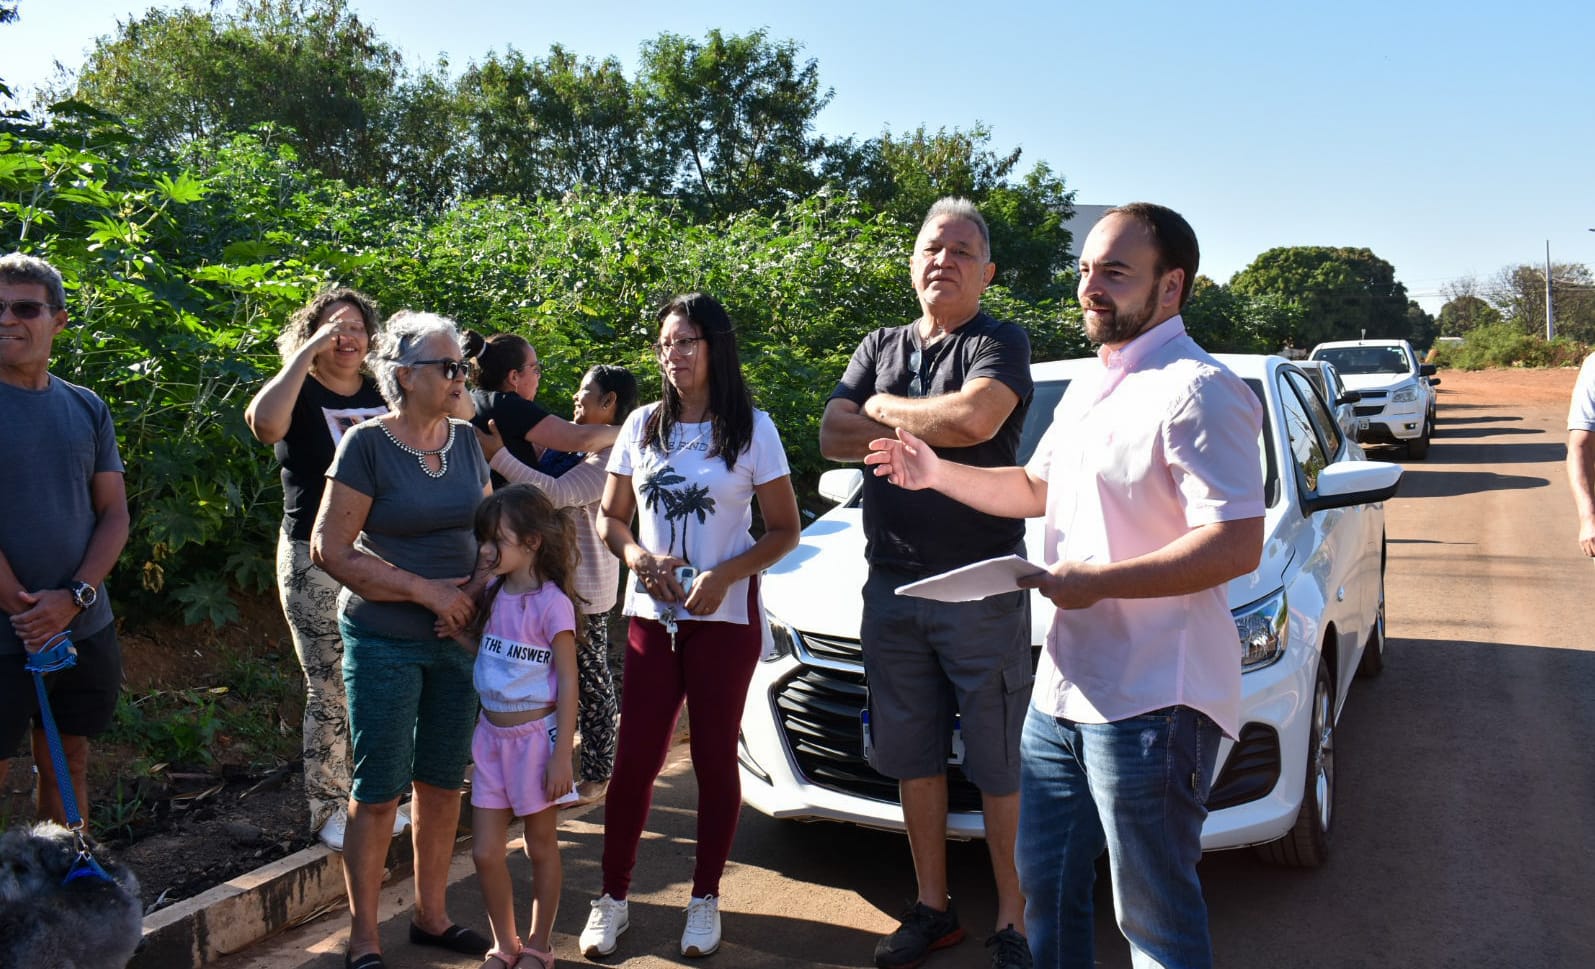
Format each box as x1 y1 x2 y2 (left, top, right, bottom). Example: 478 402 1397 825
1307 339 1439 459
1294 358 1362 441
738 355 1402 867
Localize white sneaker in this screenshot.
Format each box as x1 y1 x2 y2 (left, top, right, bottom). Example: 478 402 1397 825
580 894 629 957
316 809 348 851
392 804 411 836
681 895 721 957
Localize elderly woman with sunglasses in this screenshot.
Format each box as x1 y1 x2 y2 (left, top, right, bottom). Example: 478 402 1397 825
311 311 493 969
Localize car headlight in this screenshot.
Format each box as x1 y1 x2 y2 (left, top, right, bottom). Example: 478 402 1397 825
1234 589 1288 671
1392 386 1418 403
764 615 797 662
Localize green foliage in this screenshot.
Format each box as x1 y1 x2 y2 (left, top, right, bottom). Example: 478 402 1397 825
1230 246 1412 347
637 29 832 218
1486 262 1595 344
1437 293 1501 335
1428 323 1589 370
842 123 1077 300
72 0 403 186
1183 276 1305 353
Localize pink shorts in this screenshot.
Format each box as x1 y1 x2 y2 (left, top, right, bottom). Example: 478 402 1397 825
470 712 581 816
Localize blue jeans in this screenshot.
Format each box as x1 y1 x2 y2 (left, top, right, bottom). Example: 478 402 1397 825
1017 703 1221 969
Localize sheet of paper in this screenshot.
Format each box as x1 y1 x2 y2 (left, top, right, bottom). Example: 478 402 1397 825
893 554 1048 602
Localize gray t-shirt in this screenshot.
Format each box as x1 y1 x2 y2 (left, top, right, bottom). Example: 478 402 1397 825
326 418 489 641
0 376 124 655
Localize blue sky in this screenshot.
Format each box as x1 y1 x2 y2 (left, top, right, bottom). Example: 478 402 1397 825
5 0 1594 314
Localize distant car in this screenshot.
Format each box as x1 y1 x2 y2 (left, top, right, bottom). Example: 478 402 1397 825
1307 339 1439 458
739 355 1403 867
1294 359 1362 440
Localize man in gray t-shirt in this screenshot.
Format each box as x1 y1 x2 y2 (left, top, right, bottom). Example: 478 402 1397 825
0 253 130 825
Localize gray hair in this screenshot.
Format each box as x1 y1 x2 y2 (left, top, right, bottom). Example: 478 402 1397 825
0 252 66 309
921 197 991 262
369 310 463 406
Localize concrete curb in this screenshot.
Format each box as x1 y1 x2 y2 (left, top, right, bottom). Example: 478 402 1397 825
131 834 414 968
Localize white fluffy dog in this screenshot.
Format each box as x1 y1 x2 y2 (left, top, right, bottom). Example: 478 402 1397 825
0 821 142 968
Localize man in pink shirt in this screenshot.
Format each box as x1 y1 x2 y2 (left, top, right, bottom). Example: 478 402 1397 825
866 203 1265 969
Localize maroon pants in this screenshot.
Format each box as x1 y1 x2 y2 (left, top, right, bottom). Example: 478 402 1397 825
600 579 762 900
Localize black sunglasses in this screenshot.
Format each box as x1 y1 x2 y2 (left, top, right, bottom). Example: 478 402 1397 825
409 358 474 381
0 299 61 321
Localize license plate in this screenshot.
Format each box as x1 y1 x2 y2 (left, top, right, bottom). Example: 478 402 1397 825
1357 419 1369 431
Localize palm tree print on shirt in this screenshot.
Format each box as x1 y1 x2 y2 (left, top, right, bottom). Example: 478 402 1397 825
669 483 717 556
638 462 717 560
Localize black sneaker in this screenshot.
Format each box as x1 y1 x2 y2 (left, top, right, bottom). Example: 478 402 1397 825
986 924 1032 969
874 900 965 969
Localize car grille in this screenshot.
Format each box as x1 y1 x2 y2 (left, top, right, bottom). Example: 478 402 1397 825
774 640 986 812
1353 404 1384 417
1207 723 1280 810
775 634 1277 816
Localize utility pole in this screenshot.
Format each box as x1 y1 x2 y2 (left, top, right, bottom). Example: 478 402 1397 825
1546 240 1555 340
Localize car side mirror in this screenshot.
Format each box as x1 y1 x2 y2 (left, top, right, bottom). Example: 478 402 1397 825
1428 377 1441 387
1302 461 1402 514
1419 363 1437 377
1337 390 1362 404
818 468 864 505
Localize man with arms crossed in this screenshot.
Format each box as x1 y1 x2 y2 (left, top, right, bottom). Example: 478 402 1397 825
0 252 130 825
868 203 1264 969
821 197 1034 969
1565 350 1595 557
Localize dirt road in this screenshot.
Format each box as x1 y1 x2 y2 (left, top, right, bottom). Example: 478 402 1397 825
216 368 1595 969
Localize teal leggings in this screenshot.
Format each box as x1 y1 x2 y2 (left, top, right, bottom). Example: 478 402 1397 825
339 617 477 804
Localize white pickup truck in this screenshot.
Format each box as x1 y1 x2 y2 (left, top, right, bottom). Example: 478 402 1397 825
1308 339 1439 458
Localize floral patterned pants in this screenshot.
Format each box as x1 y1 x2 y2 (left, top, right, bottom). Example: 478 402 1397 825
275 533 351 832
578 612 619 783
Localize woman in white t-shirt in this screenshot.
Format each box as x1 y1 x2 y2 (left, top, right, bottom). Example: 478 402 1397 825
580 294 800 960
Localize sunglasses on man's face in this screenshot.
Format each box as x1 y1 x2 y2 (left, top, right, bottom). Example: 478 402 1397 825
410 358 474 381
0 299 60 321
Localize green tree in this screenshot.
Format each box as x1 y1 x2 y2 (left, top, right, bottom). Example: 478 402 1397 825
1487 262 1595 342
1229 246 1412 347
636 29 831 218
72 0 403 186
1436 290 1502 336
833 124 1075 300
458 45 663 199
1181 276 1305 353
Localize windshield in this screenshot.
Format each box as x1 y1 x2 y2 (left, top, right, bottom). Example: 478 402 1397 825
1313 346 1411 376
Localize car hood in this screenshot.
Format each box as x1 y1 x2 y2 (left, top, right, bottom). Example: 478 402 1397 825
763 504 1292 643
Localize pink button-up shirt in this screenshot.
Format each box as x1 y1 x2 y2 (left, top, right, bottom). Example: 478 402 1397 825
1025 317 1264 737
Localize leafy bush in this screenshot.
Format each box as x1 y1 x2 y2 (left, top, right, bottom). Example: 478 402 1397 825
3 106 1080 629
1430 324 1589 370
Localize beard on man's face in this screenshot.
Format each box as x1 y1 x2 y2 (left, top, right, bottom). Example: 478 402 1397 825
1082 280 1162 345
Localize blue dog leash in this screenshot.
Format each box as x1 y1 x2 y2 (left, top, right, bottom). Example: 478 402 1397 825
25 631 114 885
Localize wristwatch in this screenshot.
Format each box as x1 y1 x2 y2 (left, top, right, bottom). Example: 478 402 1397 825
69 580 97 611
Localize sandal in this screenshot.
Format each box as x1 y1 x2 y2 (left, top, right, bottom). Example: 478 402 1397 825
515 945 555 969
345 953 386 969
410 922 492 956
481 949 520 969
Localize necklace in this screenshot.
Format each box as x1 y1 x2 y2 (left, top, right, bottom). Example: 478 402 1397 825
378 418 454 479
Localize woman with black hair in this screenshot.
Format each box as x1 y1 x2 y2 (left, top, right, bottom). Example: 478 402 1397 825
477 364 639 804
462 332 619 486
579 294 800 960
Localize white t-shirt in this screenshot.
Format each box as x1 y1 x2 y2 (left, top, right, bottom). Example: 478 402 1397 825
474 581 576 714
1569 352 1595 431
607 403 790 625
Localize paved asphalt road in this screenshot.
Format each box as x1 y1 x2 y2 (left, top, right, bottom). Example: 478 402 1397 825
220 391 1595 969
